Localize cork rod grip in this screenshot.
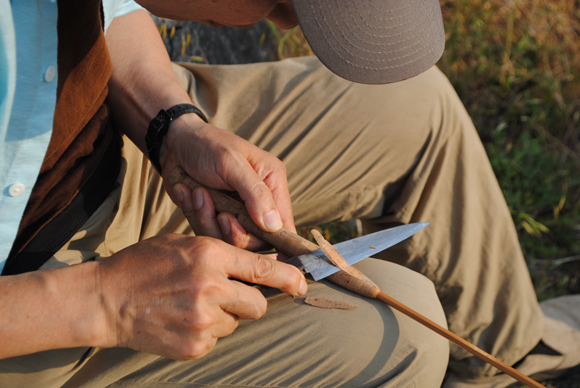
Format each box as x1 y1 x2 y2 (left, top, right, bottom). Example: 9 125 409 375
167 167 320 257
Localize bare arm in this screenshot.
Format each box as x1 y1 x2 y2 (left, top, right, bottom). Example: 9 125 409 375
105 9 194 153
106 10 296 237
0 262 108 358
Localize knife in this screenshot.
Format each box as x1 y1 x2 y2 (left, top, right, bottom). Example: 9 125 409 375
168 167 426 277
284 223 427 280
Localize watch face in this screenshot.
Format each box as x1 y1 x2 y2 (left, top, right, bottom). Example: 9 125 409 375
149 109 173 141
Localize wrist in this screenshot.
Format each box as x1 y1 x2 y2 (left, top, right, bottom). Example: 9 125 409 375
159 112 207 174
68 261 113 348
0 262 112 358
42 262 112 349
145 104 208 174
91 260 120 349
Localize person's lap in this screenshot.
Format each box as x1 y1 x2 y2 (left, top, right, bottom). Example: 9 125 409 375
0 259 448 388
58 259 448 388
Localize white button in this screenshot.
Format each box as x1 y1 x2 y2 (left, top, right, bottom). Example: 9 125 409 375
44 66 56 82
8 183 26 197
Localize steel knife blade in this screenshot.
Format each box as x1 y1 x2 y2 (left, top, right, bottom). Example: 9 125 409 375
283 223 428 281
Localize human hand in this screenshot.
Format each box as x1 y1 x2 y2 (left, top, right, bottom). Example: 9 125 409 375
97 234 307 360
159 113 296 248
173 182 278 251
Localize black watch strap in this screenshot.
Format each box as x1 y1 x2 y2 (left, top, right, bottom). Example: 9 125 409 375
145 103 208 174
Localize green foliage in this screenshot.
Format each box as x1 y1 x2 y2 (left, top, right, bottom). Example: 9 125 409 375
487 131 580 262
437 0 580 297
265 20 313 59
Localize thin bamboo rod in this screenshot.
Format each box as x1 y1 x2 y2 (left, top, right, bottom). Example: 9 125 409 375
375 291 545 388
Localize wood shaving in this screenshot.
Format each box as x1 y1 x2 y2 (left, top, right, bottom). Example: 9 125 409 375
311 229 360 278
304 297 358 310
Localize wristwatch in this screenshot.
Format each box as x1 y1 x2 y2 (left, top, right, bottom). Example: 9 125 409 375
145 103 208 174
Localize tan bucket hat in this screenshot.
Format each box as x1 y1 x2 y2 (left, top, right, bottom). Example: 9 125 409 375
291 0 446 84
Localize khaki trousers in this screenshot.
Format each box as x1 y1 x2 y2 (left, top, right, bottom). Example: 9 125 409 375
0 57 543 387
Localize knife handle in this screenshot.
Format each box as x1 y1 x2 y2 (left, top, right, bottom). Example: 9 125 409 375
167 167 320 257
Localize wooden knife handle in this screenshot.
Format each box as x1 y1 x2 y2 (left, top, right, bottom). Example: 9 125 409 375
167 167 320 257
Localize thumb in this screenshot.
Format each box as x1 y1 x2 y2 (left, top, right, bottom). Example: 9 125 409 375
229 166 284 233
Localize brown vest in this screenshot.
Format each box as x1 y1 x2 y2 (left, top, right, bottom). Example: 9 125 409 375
5 0 121 269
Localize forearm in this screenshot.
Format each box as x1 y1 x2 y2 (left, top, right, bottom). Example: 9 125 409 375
0 262 108 359
105 10 293 234
105 9 200 153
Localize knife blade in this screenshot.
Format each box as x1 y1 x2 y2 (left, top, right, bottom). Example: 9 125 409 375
284 223 428 281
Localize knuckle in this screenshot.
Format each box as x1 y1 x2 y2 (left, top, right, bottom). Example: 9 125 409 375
190 237 219 260
230 232 252 250
253 255 274 280
191 314 213 333
230 319 240 334
279 266 303 293
180 340 213 360
273 158 286 173
183 307 214 334
258 156 285 177
182 207 196 219
189 276 220 302
253 299 267 319
251 183 273 205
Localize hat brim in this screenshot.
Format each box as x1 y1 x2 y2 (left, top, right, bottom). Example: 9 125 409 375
291 0 446 84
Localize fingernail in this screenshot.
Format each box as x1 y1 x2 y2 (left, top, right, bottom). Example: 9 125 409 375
263 209 283 232
174 185 184 203
193 189 204 210
298 279 308 296
217 214 231 235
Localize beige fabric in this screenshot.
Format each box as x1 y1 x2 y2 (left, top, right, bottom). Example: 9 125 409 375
175 57 543 377
444 295 580 387
73 261 449 388
0 56 545 387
